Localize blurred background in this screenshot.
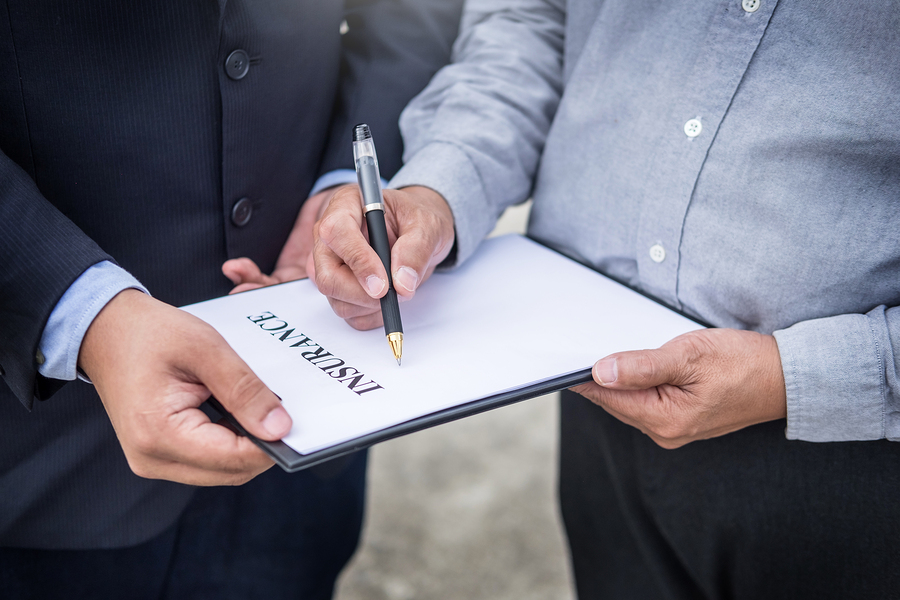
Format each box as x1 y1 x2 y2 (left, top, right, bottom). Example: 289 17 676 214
334 202 576 600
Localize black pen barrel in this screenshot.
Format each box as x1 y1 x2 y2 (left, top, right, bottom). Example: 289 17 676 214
365 209 403 336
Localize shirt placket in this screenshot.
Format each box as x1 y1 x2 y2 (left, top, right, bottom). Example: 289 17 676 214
635 0 778 310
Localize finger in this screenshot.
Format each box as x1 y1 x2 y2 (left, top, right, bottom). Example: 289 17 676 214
222 258 269 286
305 250 316 284
384 188 455 298
315 188 389 298
572 382 688 447
190 336 292 443
326 295 383 325
314 244 383 310
389 228 445 298
229 282 265 294
573 381 661 422
133 406 275 485
346 312 386 331
137 457 273 487
133 439 274 486
591 346 686 390
268 264 308 284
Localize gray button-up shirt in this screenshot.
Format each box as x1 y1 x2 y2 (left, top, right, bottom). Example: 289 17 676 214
390 0 900 442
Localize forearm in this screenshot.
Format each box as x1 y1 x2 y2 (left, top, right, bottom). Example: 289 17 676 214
0 151 111 407
389 0 566 266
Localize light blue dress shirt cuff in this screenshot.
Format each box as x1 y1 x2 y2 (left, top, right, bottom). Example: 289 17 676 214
38 261 149 382
774 305 898 442
309 169 386 197
390 142 500 268
309 169 358 196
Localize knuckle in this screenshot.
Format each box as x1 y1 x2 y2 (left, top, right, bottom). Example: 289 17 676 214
315 270 340 298
679 331 713 361
317 212 342 242
342 245 375 273
635 353 660 385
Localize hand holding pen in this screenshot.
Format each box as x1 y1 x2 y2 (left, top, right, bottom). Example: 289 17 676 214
307 139 456 344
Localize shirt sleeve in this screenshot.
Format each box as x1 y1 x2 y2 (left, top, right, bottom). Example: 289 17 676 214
774 304 900 442
388 0 566 266
37 261 148 382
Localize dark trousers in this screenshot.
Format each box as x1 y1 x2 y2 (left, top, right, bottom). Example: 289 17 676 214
0 451 366 600
559 390 900 600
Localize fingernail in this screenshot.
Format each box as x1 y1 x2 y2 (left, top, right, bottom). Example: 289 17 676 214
394 266 419 293
365 275 386 297
262 407 292 438
595 358 618 385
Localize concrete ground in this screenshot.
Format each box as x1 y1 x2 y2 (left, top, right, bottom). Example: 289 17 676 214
334 203 576 600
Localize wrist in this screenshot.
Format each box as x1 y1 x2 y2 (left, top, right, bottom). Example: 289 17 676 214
77 288 148 381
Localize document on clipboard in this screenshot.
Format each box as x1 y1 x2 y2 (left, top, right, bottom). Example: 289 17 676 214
182 234 703 471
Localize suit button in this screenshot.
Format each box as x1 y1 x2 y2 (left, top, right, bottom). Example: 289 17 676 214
231 197 253 226
225 49 250 80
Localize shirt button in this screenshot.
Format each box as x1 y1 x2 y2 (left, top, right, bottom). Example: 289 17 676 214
225 49 250 80
742 0 761 12
649 244 666 263
231 197 253 227
684 118 702 138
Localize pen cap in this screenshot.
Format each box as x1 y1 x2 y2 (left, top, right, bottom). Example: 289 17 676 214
352 124 379 168
353 123 383 209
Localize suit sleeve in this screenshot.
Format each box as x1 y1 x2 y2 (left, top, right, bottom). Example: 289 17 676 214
318 0 465 180
0 149 111 409
388 0 566 265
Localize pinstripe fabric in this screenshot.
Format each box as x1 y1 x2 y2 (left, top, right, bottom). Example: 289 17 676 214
0 0 462 548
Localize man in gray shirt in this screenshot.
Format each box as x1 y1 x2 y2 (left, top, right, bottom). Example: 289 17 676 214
305 0 900 596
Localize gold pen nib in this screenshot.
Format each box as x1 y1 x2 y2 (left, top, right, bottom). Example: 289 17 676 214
387 332 403 366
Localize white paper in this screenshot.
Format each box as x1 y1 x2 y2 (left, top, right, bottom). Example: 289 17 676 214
182 234 703 454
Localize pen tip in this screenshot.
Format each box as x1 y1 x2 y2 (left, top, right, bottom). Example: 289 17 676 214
387 332 403 367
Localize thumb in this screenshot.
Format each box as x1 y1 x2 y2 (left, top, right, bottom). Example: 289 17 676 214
592 348 682 390
195 339 292 441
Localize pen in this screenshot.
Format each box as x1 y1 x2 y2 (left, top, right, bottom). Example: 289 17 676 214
353 123 403 365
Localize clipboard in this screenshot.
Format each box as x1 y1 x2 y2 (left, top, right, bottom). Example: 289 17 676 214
184 234 703 472
204 368 592 472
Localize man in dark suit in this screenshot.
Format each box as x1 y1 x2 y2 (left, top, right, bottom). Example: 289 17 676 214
0 1 461 597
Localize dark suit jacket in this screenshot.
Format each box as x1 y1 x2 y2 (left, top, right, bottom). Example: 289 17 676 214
0 0 461 548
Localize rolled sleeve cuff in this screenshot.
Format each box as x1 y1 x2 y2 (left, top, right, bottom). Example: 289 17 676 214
774 310 887 442
38 261 148 382
389 142 498 267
